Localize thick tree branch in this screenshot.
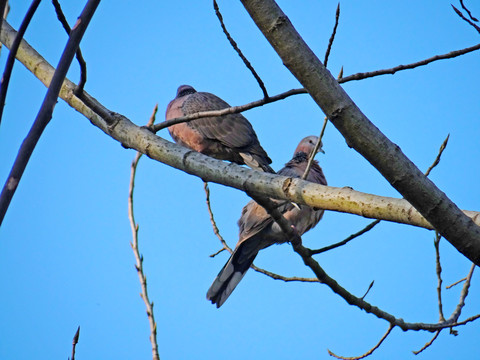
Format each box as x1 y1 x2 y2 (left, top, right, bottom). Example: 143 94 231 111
0 1 100 226
239 0 480 265
2 19 480 252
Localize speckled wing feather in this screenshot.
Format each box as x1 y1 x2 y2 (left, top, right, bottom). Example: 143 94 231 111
166 85 274 172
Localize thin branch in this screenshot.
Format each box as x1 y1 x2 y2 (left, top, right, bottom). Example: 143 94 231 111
0 0 100 227
250 264 319 282
51 0 88 95
434 232 446 322
424 134 450 177
328 323 394 360
360 280 375 300
204 182 232 254
128 104 160 360
446 277 467 289
412 330 441 355
340 42 480 82
452 4 480 34
460 0 479 21
213 0 268 98
153 42 480 133
0 0 41 128
448 263 475 323
311 219 381 255
69 326 80 360
323 3 340 68
302 68 343 181
152 88 304 132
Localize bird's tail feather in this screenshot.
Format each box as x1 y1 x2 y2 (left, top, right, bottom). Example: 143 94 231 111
240 153 276 174
206 247 257 308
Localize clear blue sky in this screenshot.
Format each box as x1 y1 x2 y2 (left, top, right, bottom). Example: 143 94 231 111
1 1 479 359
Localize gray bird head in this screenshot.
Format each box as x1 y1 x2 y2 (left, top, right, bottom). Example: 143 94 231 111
176 85 197 98
294 135 324 158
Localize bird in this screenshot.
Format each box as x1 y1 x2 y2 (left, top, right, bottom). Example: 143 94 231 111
206 135 327 308
165 85 274 173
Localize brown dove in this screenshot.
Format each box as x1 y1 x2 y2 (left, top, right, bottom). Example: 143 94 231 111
206 136 327 308
166 85 274 173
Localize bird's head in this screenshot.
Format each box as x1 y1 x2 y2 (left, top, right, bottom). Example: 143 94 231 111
294 135 325 158
176 85 197 98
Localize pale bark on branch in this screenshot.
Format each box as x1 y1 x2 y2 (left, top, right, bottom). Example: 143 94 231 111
1 19 480 261
240 0 480 265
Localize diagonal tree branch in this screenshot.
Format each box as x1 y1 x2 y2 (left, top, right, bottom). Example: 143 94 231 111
52 0 88 95
323 3 340 68
1 19 480 258
152 42 480 133
239 0 480 266
452 4 480 34
0 0 100 227
213 0 268 98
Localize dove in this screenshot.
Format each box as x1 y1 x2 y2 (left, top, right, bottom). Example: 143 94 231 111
207 136 327 307
166 85 274 172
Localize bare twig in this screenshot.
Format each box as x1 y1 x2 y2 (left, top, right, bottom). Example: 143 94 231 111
324 3 340 68
250 264 319 282
51 0 88 95
360 280 375 300
69 326 80 360
302 68 343 181
339 43 480 82
412 330 441 355
128 104 160 360
0 0 100 227
424 134 450 177
0 0 41 128
446 277 467 289
448 263 475 323
204 182 233 254
460 0 479 21
328 324 395 360
311 220 381 255
434 232 446 322
213 0 268 98
452 4 480 34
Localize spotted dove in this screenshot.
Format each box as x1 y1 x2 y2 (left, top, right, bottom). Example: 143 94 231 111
206 136 327 307
166 85 274 173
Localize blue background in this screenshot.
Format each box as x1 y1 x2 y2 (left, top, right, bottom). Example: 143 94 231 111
1 1 479 359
